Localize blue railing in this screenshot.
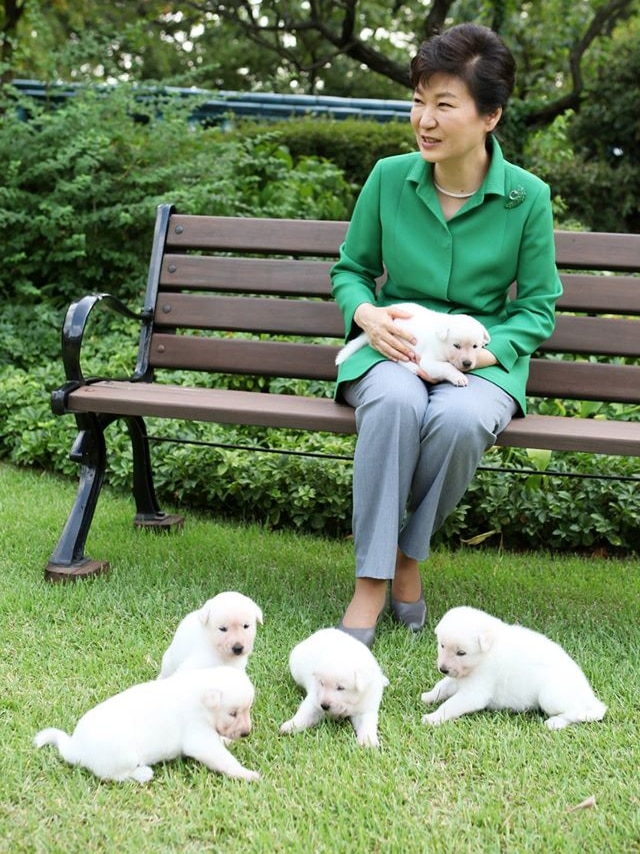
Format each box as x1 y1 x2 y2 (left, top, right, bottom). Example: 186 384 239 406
9 79 412 124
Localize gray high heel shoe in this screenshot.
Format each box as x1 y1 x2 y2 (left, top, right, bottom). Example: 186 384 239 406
390 589 427 632
336 620 376 649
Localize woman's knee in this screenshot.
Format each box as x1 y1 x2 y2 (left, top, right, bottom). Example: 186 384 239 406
422 387 503 450
350 364 429 432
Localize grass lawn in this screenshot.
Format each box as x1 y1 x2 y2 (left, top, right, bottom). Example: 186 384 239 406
1 462 639 853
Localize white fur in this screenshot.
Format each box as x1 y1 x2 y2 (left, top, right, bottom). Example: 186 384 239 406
34 667 260 782
421 606 607 730
158 591 263 678
335 302 490 386
280 628 389 747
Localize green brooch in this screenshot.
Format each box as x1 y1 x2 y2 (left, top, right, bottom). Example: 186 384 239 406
505 186 526 208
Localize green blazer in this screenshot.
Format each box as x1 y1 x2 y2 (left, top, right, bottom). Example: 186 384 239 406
331 137 563 415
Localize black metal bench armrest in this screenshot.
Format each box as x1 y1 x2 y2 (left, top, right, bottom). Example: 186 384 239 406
60 292 151 385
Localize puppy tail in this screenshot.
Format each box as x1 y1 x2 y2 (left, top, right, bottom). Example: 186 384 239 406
34 727 78 763
335 333 368 365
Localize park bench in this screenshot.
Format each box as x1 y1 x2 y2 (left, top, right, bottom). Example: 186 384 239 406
46 203 640 580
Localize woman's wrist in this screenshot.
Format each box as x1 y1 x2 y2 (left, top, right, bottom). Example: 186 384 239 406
476 348 498 368
353 302 375 330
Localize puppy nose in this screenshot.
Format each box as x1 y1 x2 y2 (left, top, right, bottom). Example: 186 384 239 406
232 644 244 655
240 729 250 738
462 360 472 369
321 703 331 711
439 665 449 674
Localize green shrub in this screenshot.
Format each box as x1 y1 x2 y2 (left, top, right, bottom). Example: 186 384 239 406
0 85 352 305
228 116 416 193
1 319 639 554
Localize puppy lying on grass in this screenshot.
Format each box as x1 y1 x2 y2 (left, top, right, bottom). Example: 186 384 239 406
34 667 260 783
280 628 389 747
421 606 607 730
335 302 490 387
158 591 263 677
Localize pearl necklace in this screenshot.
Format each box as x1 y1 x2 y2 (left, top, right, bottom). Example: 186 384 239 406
433 180 478 199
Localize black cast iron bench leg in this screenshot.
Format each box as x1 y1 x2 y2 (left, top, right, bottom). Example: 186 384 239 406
45 413 185 581
126 415 184 532
45 412 111 581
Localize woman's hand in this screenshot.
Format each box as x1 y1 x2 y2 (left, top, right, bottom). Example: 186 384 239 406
472 348 498 369
353 303 417 364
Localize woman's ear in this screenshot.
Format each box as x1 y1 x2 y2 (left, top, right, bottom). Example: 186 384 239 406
485 106 503 132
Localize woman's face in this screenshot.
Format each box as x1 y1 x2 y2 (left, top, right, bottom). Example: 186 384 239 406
410 73 501 167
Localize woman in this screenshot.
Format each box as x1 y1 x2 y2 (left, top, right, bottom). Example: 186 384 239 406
331 22 562 647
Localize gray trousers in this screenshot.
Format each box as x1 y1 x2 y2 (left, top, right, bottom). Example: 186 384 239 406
342 361 517 579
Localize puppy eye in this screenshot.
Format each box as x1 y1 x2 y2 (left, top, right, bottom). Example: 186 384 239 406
229 710 238 718
218 626 228 633
336 685 345 692
456 650 466 657
453 343 461 349
243 623 250 629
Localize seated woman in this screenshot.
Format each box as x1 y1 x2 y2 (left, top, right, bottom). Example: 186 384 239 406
331 22 562 647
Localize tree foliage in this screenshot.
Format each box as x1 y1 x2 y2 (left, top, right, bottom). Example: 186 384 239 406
3 1 639 117
1 0 639 228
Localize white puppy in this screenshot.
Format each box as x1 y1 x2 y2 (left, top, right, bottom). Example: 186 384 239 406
280 628 389 747
421 606 607 730
335 302 490 386
158 591 263 678
34 667 260 782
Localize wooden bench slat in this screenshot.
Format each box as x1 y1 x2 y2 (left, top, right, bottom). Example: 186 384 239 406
527 358 640 403
64 383 640 456
498 414 640 456
165 215 349 255
150 333 339 380
541 315 640 357
153 294 344 336
554 231 640 272
67 382 356 433
163 219 640 269
558 274 640 314
160 255 335 296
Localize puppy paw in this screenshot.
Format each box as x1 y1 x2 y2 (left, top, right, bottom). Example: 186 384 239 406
238 767 261 782
279 718 297 735
452 375 469 387
544 715 570 731
420 690 439 705
421 711 445 726
130 765 154 783
356 732 380 749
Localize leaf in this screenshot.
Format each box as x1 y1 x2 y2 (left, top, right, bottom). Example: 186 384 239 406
567 795 596 812
461 530 500 546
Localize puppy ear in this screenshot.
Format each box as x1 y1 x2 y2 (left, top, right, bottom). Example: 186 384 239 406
203 688 223 711
254 604 264 625
482 329 491 345
478 631 494 652
199 605 212 626
436 323 450 342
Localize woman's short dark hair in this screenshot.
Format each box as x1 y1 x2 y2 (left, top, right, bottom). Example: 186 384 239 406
410 23 516 116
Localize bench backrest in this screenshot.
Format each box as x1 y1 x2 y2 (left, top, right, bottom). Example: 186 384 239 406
140 203 640 406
